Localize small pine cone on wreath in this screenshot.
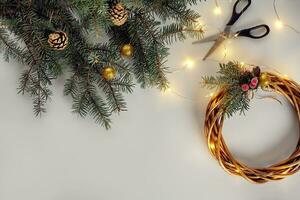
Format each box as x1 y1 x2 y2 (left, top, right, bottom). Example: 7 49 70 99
48 31 68 50
109 0 128 26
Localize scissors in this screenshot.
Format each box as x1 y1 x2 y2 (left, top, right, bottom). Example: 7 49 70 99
193 0 270 61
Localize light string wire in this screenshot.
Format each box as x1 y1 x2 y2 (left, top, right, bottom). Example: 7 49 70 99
273 0 300 35
166 0 299 102
164 0 228 101
166 0 300 183
214 0 219 7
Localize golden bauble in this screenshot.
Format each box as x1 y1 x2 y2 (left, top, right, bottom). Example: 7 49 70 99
102 66 117 81
120 44 134 58
259 72 271 88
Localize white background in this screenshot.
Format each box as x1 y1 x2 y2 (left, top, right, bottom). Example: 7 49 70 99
1 0 300 199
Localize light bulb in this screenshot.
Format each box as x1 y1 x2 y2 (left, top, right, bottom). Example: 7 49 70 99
275 19 283 29
183 57 195 69
164 87 173 94
214 6 222 15
206 92 215 98
240 62 245 68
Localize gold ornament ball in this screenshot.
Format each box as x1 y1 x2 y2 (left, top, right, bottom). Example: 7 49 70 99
259 72 271 88
102 66 117 81
121 44 134 58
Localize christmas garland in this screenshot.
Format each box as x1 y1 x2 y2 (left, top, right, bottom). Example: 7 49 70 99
0 0 204 129
203 62 300 183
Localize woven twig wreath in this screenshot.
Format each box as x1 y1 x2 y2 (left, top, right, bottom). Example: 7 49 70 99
204 71 300 184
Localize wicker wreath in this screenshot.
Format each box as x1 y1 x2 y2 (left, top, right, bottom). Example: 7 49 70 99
204 70 300 184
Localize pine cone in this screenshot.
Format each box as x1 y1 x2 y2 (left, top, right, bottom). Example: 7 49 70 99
48 31 68 50
109 1 128 26
252 66 261 77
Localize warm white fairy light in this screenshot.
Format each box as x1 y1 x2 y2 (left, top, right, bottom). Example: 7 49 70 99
239 62 245 68
206 92 215 98
214 6 222 15
165 0 298 102
164 87 173 94
275 19 283 29
183 57 196 70
213 0 222 16
162 86 173 96
273 0 300 36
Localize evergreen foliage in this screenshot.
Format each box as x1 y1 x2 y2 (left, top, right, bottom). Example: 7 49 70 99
202 62 254 117
0 0 204 128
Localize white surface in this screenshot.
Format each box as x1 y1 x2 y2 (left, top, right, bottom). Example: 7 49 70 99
1 1 300 200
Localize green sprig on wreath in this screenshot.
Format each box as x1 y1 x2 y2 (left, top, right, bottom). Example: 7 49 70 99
202 62 261 117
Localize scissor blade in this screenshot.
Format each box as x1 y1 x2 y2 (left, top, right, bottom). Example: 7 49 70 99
192 33 220 45
203 36 226 61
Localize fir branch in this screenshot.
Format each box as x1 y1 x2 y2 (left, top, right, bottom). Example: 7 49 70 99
202 62 257 118
161 23 204 44
0 0 205 128
94 67 128 113
87 92 111 129
128 11 169 89
64 73 79 98
0 29 24 62
146 0 201 24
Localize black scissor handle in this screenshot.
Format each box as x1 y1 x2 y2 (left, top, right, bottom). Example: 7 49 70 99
227 0 252 26
236 24 270 39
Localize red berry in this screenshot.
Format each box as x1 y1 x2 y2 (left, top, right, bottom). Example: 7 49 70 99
241 84 250 92
251 77 259 85
250 77 259 89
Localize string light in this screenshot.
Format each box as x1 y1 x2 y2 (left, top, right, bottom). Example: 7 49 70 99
273 0 300 35
275 19 283 29
273 0 284 30
214 6 222 16
161 56 199 101
213 0 222 15
163 87 173 94
206 92 215 98
166 0 300 103
211 0 299 35
162 85 196 102
183 57 196 70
